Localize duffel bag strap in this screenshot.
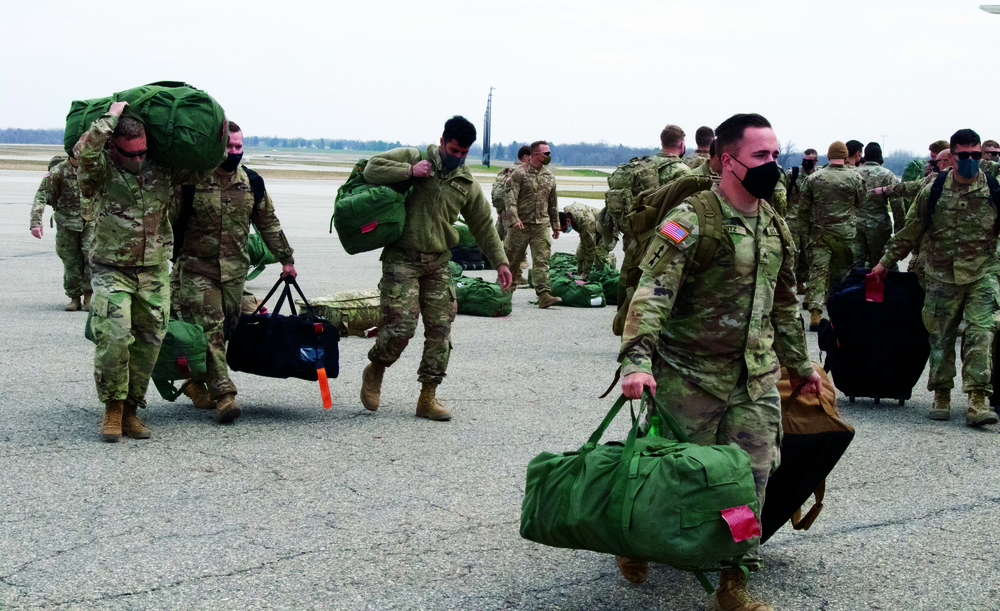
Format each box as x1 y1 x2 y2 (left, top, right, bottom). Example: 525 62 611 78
791 479 826 531
251 276 289 316
642 390 691 443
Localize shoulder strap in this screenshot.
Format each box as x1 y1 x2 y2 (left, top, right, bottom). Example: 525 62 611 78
985 172 1000 235
790 166 799 194
243 167 265 218
924 169 950 233
172 185 196 262
688 190 723 274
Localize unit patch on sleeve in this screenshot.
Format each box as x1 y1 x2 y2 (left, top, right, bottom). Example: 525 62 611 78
660 220 689 243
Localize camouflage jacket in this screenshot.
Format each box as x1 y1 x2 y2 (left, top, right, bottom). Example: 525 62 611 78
77 114 200 267
564 201 599 244
619 184 812 401
770 179 788 218
691 159 720 183
785 166 816 234
505 162 559 230
855 161 904 232
881 171 999 285
884 172 937 207
800 164 866 240
30 159 84 231
363 145 507 267
683 151 709 170
176 166 295 283
653 152 692 186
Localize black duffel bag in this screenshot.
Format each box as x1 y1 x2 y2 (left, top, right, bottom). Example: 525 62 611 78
227 276 339 408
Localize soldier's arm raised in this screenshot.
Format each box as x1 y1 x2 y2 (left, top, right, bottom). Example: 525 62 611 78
76 110 120 199
363 147 423 184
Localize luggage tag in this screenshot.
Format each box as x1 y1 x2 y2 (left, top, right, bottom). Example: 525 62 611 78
721 506 761 542
865 273 884 303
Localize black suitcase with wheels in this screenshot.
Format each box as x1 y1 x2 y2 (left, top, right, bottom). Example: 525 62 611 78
822 270 929 405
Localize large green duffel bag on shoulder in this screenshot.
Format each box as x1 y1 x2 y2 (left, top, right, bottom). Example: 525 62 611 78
64 81 228 171
330 159 410 255
520 393 760 591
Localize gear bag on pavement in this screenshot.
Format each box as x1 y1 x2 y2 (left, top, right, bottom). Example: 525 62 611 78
330 158 411 255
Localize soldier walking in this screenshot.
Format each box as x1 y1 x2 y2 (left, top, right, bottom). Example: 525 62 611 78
852 142 904 268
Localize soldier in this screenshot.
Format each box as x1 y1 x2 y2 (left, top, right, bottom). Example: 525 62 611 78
873 129 999 428
683 125 714 170
30 153 95 311
171 121 296 423
504 140 562 308
491 146 531 283
801 141 866 331
786 149 819 294
359 116 512 421
845 140 864 167
615 113 821 611
77 101 202 442
559 203 611 277
690 139 722 182
926 140 950 177
982 139 1000 162
852 142 904 268
655 124 693 185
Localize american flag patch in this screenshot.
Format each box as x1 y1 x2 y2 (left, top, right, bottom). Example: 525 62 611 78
660 221 688 243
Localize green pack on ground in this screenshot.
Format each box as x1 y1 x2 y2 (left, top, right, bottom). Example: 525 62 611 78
151 318 208 401
330 159 410 255
64 81 227 171
305 290 381 337
451 261 512 317
550 272 605 307
520 394 760 591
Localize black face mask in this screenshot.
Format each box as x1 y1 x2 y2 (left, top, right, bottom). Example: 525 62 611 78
220 152 243 172
801 159 816 171
732 157 782 199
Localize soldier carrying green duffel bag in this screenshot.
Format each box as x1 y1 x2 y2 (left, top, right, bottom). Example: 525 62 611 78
330 158 412 255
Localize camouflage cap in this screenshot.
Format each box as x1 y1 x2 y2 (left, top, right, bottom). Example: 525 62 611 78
828 141 848 160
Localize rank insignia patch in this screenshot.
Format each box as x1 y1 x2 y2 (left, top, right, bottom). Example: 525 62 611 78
660 221 689 243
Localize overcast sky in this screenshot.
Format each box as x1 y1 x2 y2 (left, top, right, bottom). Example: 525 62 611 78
1 0 997 155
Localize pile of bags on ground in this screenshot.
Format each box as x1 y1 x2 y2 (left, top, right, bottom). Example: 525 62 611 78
529 252 619 308
450 220 492 270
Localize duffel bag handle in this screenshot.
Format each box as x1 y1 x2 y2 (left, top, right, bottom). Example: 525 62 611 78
642 390 690 444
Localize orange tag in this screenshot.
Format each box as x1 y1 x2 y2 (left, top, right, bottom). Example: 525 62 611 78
317 367 333 409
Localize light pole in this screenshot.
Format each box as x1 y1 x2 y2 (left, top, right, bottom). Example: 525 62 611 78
483 87 495 168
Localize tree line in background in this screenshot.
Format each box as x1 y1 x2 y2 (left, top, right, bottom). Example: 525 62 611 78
0 128 920 176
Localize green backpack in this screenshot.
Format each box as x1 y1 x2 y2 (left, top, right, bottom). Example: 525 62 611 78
453 219 476 247
330 158 411 255
550 272 606 308
151 318 208 401
246 230 278 281
64 81 227 171
521 393 760 592
490 166 516 213
604 156 677 237
902 158 926 183
455 275 513 317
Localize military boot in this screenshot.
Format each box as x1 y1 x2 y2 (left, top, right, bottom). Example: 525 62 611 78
100 400 124 443
215 393 241 424
537 293 562 309
83 290 93 310
714 568 773 611
809 309 822 332
64 296 82 312
614 556 649 584
416 383 452 421
966 391 999 427
928 390 951 421
183 380 216 410
360 363 386 412
796 282 806 296
121 400 151 439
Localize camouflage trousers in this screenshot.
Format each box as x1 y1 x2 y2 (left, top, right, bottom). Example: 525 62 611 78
55 221 95 299
505 223 552 296
90 262 170 405
922 275 1000 394
906 246 927 289
789 229 810 288
851 219 892 270
806 233 854 311
575 233 612 277
642 360 781 570
171 267 244 398
369 247 457 385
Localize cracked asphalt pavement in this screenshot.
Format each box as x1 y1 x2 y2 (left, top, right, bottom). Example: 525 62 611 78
2 168 999 610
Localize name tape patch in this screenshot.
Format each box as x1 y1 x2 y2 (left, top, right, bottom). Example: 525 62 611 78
660 221 689 243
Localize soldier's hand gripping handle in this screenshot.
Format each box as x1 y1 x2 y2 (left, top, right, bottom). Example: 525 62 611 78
622 372 656 400
409 160 432 178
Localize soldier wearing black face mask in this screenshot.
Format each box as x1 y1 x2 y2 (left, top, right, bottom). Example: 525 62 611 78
785 149 819 294
171 120 296 424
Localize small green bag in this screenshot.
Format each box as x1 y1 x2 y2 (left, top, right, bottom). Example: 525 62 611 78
520 394 761 592
455 276 512 317
330 159 411 255
151 318 208 401
550 273 606 308
246 230 278 280
453 219 476 247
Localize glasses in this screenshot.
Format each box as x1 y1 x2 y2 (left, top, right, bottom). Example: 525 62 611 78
115 143 147 159
953 151 983 161
984 151 1000 157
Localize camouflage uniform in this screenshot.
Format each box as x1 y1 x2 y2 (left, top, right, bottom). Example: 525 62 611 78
171 166 294 399
77 113 195 406
653 152 692 185
800 164 866 311
785 166 816 286
882 172 939 286
30 159 95 299
683 151 709 170
491 163 521 243
620 184 812 569
504 162 559 297
363 145 507 384
691 159 720 183
770 177 788 218
852 161 904 268
564 202 611 276
880 171 1000 394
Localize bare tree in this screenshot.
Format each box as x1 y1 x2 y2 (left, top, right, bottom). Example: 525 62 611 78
778 139 797 168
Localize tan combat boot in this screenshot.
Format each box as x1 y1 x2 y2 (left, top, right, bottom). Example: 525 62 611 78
100 400 124 443
215 393 241 424
64 296 82 312
83 290 93 310
809 309 822 332
714 568 773 611
537 293 562 309
183 380 216 410
928 390 951 421
966 391 999 427
121 400 151 439
416 383 452 421
614 556 649 584
360 363 386 412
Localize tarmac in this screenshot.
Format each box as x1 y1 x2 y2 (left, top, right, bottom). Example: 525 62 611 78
1 158 999 610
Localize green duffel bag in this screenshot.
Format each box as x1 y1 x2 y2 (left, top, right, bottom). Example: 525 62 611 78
520 393 761 592
453 219 476 247
64 81 227 171
455 276 512 317
246 230 278 280
330 159 411 255
550 273 606 307
151 318 208 401
587 266 620 305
